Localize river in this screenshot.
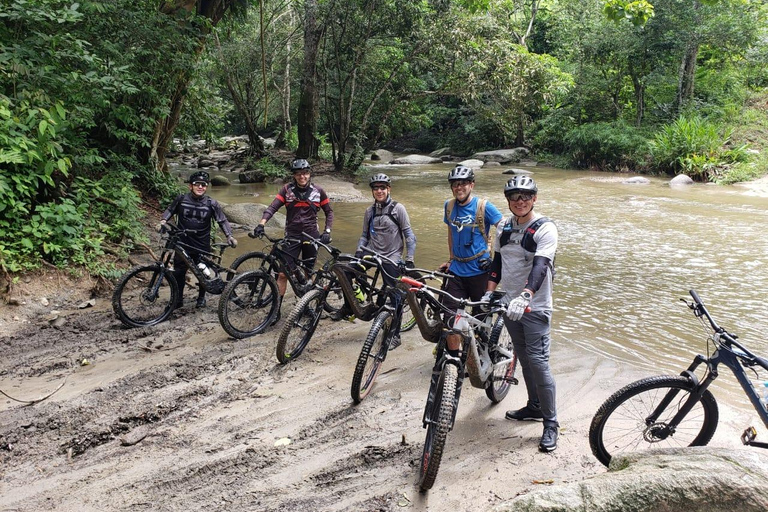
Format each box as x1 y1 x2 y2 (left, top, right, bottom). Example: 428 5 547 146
203 161 768 408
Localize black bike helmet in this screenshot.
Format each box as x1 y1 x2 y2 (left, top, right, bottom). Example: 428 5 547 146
448 165 475 183
188 171 210 184
290 158 311 172
369 173 391 187
504 175 538 196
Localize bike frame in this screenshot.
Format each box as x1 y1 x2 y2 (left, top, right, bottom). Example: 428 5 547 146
158 223 231 293
651 290 768 446
257 233 321 296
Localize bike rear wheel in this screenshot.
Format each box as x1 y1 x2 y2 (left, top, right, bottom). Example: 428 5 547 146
317 261 345 315
400 300 416 332
227 251 269 278
485 313 517 403
351 310 392 403
419 363 458 491
275 289 324 364
112 264 179 328
217 270 278 339
589 375 719 467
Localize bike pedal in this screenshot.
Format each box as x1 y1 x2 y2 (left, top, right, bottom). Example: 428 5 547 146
741 426 757 445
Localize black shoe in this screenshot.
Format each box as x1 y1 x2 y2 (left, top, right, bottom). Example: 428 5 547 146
195 297 207 308
505 404 544 421
539 425 558 452
388 334 401 351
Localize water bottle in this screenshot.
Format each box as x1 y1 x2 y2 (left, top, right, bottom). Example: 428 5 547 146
197 262 212 278
352 283 366 303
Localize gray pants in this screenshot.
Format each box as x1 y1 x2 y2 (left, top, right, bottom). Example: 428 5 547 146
503 310 558 427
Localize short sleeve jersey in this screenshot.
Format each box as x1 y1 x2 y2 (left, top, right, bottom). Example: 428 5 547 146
444 196 503 277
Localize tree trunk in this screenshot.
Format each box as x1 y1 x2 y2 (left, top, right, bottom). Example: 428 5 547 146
297 0 323 159
675 1 700 113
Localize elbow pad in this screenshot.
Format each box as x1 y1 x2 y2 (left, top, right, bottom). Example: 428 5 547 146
525 256 552 293
488 253 502 284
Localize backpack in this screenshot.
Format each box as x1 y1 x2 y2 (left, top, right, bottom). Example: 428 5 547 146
364 200 402 237
498 216 552 253
445 198 491 262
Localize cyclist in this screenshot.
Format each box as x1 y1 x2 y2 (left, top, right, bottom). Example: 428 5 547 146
439 165 502 358
157 170 237 309
484 175 559 452
252 158 334 321
346 173 416 349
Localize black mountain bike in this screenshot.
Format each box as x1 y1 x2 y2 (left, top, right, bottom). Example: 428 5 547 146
112 222 262 328
217 231 344 339
402 278 516 491
349 250 434 403
589 289 768 467
275 234 344 363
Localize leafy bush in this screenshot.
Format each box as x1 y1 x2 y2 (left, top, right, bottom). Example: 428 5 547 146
649 116 743 180
561 121 651 171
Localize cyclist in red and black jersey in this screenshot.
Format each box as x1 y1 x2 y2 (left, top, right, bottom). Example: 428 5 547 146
252 159 334 319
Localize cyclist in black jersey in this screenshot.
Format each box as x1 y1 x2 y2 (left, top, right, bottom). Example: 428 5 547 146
157 171 237 309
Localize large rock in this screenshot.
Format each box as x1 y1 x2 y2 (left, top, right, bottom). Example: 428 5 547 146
239 169 269 183
370 149 394 162
495 447 768 512
390 154 442 165
671 174 695 186
471 147 530 163
222 203 285 229
429 147 453 158
210 175 230 186
457 158 484 169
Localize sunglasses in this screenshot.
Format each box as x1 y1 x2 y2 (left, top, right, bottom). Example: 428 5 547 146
293 170 311 176
506 193 534 202
371 185 389 191
450 180 472 189
192 182 208 188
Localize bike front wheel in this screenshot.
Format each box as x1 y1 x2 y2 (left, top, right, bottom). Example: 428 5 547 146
217 270 278 339
112 264 179 328
275 289 324 364
351 310 392 403
400 299 416 332
419 363 458 491
589 375 719 467
485 313 517 403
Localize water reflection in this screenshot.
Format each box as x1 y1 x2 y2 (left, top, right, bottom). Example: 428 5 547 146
203 162 768 407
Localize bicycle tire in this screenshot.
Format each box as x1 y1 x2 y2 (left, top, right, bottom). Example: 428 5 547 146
400 299 416 332
227 251 269 280
112 264 179 328
318 260 345 315
419 363 458 491
275 289 324 364
351 310 392 403
485 313 517 403
217 270 278 339
589 375 719 467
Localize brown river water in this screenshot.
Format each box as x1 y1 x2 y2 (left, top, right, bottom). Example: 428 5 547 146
199 160 768 408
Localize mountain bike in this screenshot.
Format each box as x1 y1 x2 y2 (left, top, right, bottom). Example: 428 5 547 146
349 250 439 403
275 234 344 363
217 231 344 339
401 278 517 490
112 222 263 328
589 289 768 467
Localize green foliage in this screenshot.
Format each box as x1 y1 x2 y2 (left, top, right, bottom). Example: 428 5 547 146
649 116 747 180
603 0 655 26
562 121 651 171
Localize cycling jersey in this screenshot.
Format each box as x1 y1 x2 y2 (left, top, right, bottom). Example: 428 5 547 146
443 196 502 277
262 182 333 238
357 197 416 263
162 193 233 253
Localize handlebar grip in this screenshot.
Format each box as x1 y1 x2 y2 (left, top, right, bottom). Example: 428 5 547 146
248 232 257 239
689 289 702 305
401 276 423 288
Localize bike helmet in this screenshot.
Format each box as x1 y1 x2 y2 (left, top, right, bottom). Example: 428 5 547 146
504 175 538 196
188 171 210 184
290 158 311 172
448 165 475 183
369 173 391 188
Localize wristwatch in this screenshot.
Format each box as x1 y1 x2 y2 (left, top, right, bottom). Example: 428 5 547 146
520 290 533 301
325 228 331 234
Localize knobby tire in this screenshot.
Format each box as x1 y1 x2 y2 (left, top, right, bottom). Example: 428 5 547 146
217 270 278 339
419 363 458 491
112 264 179 328
351 310 392 403
589 375 719 467
485 313 517 403
275 289 324 364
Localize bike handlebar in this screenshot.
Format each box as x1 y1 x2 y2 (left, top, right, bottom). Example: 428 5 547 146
688 289 759 362
402 276 506 318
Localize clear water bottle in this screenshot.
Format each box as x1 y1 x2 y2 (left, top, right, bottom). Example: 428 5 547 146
197 262 212 278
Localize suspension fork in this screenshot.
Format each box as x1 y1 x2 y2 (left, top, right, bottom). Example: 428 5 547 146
421 336 466 431
647 354 715 435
